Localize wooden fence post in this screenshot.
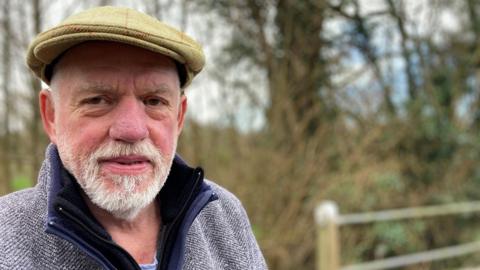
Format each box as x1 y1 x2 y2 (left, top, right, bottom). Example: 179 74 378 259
315 201 340 270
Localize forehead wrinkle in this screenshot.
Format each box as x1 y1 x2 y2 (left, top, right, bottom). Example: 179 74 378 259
132 64 180 90
77 83 119 94
78 81 175 100
51 63 120 93
133 75 177 94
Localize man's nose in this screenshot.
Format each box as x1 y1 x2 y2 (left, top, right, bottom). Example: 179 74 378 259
109 97 149 143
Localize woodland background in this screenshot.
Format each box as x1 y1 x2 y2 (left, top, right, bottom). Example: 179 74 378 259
2 0 480 269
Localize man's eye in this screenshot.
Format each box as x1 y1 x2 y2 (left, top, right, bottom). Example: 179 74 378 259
83 96 108 105
144 97 167 106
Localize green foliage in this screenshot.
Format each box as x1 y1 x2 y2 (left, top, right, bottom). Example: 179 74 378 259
10 175 32 191
374 222 409 251
373 172 405 193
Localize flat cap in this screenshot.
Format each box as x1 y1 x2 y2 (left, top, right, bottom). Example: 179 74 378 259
26 6 205 87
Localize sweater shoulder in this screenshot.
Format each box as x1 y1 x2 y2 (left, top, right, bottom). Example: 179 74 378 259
203 180 252 226
0 187 41 219
0 187 46 237
0 187 46 269
206 180 243 207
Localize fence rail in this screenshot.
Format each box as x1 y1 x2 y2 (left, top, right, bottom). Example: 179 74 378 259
315 200 480 270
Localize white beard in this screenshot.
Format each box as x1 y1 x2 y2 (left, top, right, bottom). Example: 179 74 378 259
57 139 176 221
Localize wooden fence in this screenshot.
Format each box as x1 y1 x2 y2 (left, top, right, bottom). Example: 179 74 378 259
315 201 480 270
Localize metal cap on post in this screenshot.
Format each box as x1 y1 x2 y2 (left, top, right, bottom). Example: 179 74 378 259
315 201 340 270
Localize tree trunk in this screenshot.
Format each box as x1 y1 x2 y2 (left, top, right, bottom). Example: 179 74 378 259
1 0 12 195
266 0 330 142
29 0 45 184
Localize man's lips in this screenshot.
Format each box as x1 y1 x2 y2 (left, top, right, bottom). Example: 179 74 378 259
98 155 152 174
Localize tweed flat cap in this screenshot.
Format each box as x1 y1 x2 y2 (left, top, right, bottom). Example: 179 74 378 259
26 6 205 87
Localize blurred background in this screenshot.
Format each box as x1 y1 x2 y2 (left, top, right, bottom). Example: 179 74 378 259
2 0 480 269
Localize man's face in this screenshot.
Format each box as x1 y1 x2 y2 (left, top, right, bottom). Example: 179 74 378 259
39 42 187 220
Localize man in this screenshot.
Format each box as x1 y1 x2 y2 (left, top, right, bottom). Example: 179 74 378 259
0 6 267 270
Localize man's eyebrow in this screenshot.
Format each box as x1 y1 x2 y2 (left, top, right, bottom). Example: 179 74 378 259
73 84 178 96
140 85 176 95
75 84 116 94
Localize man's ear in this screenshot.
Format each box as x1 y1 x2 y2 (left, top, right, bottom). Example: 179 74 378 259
39 89 57 144
176 94 188 136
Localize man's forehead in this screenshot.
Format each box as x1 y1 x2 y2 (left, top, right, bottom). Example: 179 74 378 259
73 80 176 94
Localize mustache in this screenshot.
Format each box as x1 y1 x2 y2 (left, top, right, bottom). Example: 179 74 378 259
91 140 163 165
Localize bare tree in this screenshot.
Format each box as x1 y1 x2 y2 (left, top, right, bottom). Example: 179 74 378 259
1 0 12 195
28 0 46 183
386 0 417 103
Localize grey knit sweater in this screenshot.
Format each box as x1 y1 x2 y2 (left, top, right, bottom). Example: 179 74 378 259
0 146 267 269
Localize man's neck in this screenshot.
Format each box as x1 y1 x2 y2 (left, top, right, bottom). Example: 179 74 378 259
84 196 162 264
